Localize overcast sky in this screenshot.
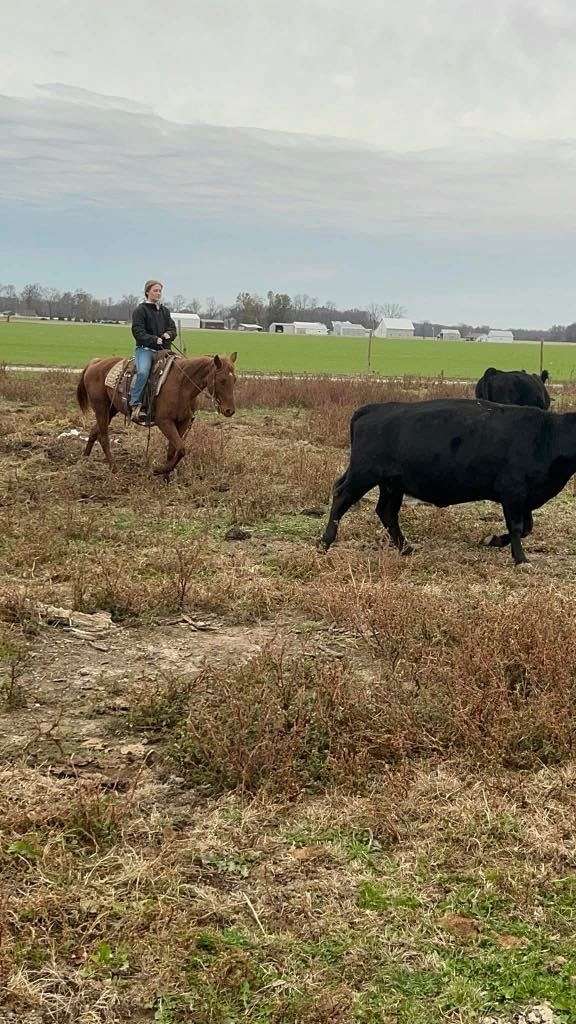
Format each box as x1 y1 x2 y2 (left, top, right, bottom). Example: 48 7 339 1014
1 0 575 326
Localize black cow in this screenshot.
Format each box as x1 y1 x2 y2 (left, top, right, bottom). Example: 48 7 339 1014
475 367 550 409
319 398 576 564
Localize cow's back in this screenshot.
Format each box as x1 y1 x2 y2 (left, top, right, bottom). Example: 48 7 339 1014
475 368 549 409
348 399 553 506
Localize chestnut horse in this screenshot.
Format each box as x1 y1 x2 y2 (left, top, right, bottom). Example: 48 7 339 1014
76 352 237 476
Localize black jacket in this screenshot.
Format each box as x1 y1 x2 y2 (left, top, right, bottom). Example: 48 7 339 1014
131 302 177 350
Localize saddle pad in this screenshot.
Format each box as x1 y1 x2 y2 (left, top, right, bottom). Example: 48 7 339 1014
105 359 128 390
157 353 176 395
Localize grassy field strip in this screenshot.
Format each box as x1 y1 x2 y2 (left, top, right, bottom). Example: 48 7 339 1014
3 322 576 380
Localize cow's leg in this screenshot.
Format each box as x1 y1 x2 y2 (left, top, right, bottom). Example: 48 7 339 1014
376 485 413 555
154 419 187 477
502 503 529 565
482 509 533 550
319 470 373 550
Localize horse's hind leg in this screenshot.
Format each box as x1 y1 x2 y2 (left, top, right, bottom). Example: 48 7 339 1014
83 424 100 458
93 402 116 470
83 404 116 465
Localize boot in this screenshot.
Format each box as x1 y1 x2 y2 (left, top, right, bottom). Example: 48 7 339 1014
130 403 143 423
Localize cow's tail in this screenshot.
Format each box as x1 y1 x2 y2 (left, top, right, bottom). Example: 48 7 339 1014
540 369 549 384
76 367 89 412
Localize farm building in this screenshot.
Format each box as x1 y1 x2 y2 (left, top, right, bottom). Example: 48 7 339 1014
173 312 200 330
477 329 515 343
438 328 461 340
268 321 328 336
332 320 369 338
269 322 296 335
238 323 263 332
374 317 415 338
293 321 328 336
200 318 226 330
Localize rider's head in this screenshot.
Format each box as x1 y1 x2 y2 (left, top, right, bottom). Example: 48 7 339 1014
144 280 163 303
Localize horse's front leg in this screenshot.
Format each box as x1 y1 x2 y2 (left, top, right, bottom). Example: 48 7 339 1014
154 419 187 477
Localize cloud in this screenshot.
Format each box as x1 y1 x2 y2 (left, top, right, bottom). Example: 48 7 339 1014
2 0 576 149
2 89 575 245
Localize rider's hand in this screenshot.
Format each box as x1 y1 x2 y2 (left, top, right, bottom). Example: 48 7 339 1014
157 338 163 346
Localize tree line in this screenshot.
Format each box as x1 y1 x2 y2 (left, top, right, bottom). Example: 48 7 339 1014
1 282 575 341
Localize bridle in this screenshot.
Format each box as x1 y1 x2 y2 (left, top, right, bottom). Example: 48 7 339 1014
171 351 223 413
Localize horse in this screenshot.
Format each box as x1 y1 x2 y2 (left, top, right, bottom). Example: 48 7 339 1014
76 352 237 477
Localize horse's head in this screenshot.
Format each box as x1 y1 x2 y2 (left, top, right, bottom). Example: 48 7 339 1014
209 352 237 417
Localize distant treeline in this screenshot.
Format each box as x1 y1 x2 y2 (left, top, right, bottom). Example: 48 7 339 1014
1 283 575 340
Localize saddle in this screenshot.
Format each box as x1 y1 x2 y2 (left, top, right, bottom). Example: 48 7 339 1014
105 351 176 423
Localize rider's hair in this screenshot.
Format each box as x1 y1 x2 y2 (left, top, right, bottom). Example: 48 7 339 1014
144 280 163 297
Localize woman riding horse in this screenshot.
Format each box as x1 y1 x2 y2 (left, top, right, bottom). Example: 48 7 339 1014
130 280 177 422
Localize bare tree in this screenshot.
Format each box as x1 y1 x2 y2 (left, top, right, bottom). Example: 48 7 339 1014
170 293 186 311
45 288 61 319
120 294 140 318
20 283 44 314
380 302 407 318
204 296 219 318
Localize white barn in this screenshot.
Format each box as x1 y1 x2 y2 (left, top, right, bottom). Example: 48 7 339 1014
293 321 328 336
477 329 514 343
374 317 415 338
332 320 369 338
269 321 328 335
238 323 263 332
269 322 296 334
438 328 461 340
173 311 200 330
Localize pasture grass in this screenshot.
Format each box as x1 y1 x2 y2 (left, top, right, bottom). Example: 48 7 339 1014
2 368 576 1021
3 319 576 380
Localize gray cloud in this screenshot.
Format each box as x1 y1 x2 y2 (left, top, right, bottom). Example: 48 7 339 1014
2 89 575 242
3 0 576 148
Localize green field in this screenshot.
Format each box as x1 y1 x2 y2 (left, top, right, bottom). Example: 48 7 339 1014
2 320 576 380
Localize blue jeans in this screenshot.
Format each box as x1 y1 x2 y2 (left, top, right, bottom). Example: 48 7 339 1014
130 347 154 406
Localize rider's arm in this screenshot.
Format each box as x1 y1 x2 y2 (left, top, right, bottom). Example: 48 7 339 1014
162 310 178 348
131 305 159 349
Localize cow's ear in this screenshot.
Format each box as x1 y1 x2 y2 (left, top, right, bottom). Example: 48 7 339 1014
230 351 237 363
214 355 222 369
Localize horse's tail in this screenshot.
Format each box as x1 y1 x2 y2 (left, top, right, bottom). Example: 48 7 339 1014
76 367 89 412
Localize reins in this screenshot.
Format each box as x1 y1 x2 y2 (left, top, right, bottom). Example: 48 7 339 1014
170 345 219 410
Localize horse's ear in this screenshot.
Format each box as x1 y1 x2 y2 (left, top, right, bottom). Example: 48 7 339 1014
230 351 237 363
213 355 222 368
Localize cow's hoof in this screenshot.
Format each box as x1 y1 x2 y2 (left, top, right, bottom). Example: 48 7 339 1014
514 560 534 571
480 534 496 547
401 543 414 556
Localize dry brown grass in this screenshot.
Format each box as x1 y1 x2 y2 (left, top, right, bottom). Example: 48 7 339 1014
2 368 576 1022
